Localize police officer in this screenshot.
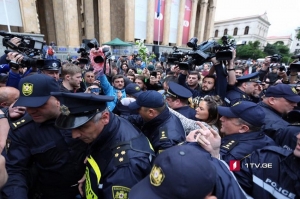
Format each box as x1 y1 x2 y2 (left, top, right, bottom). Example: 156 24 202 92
192 101 275 165
234 133 300 198
225 72 260 106
259 83 300 149
128 90 186 154
165 82 196 120
51 92 154 199
40 60 61 81
2 74 87 199
130 143 249 199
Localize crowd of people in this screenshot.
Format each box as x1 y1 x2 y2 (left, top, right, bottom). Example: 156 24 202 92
0 37 299 199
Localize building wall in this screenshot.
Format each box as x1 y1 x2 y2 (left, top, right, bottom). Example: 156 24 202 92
12 0 217 51
214 13 270 47
290 28 300 54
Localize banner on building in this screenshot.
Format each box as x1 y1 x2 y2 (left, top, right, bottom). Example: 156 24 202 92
182 0 192 45
154 0 165 43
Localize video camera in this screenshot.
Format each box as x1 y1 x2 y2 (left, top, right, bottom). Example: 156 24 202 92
176 37 217 70
290 54 300 72
214 35 245 61
268 54 286 72
0 31 44 69
77 38 111 65
167 46 186 65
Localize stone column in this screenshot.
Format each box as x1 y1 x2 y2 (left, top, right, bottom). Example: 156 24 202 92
19 0 40 33
205 3 217 40
189 0 199 39
52 0 66 46
98 0 111 44
162 0 172 46
84 0 95 39
146 0 155 44
176 0 186 47
125 0 135 42
43 0 56 44
63 0 80 46
197 0 208 42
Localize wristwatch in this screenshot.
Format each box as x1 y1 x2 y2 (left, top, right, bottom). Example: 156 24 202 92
0 114 6 119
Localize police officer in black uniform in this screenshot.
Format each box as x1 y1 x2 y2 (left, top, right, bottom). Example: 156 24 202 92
128 90 186 154
51 92 154 199
165 82 196 120
225 72 260 106
193 101 275 165
1 74 87 199
234 133 300 198
39 60 61 81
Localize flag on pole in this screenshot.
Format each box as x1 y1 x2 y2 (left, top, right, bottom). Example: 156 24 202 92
157 0 161 17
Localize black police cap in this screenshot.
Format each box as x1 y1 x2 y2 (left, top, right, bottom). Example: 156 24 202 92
41 60 61 71
166 82 192 99
51 92 114 129
236 72 260 83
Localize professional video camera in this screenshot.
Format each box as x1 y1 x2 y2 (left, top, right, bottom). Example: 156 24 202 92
268 54 286 72
214 35 245 61
290 54 300 72
177 37 217 70
167 46 186 65
86 38 112 72
0 31 44 69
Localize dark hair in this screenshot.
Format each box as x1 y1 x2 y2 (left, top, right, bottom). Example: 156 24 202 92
112 74 124 82
163 75 178 85
193 95 223 131
188 71 201 80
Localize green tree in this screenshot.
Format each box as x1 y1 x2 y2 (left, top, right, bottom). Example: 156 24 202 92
296 28 300 40
236 41 266 59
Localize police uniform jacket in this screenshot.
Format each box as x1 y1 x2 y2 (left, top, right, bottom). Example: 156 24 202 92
258 102 289 130
235 146 300 198
220 131 276 164
84 112 153 199
224 86 252 106
173 106 197 120
2 119 87 199
129 107 185 154
187 143 249 199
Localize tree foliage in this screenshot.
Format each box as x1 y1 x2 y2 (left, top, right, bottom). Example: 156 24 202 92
296 28 300 40
264 41 292 64
236 41 266 60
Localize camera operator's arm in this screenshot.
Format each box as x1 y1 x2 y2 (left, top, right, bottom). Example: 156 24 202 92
0 108 9 153
278 70 289 84
258 56 271 81
6 53 24 88
227 51 236 86
212 56 229 100
289 60 299 83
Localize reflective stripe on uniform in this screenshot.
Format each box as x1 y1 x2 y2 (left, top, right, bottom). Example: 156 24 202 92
85 156 102 199
253 175 291 199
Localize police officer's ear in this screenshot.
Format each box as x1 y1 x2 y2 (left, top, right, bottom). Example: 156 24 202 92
99 111 110 125
238 123 250 133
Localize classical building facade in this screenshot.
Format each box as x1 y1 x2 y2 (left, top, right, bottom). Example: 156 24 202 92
266 35 292 46
290 27 300 54
0 0 217 49
213 13 270 47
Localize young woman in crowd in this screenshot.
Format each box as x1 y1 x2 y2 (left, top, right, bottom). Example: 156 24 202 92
169 95 223 136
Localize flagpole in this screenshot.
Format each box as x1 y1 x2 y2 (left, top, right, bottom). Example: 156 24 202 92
158 15 161 46
3 0 11 32
157 0 161 46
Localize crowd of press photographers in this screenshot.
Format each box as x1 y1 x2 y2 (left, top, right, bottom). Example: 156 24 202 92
0 33 299 198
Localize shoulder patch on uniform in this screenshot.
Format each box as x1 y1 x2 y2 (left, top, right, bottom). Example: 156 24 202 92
159 127 168 141
112 186 130 199
111 144 130 167
221 140 239 152
10 114 33 130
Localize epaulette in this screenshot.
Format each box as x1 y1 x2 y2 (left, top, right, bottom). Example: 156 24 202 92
111 134 156 167
10 114 33 130
224 97 230 105
111 143 131 167
159 126 168 141
220 140 239 152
